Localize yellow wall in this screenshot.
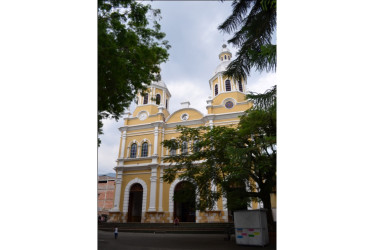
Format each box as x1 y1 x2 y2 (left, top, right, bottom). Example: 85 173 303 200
166 108 204 123
212 92 247 106
112 55 267 224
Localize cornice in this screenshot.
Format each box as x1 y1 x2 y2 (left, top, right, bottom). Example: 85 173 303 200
165 108 204 122
118 155 156 162
114 163 159 171
165 118 205 128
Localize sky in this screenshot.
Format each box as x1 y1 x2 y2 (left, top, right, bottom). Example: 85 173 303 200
98 1 276 175
2 1 374 249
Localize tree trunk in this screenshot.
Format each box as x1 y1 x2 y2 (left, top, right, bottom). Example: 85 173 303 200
261 193 275 232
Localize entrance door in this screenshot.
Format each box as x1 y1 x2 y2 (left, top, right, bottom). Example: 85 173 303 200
127 183 143 222
173 181 196 222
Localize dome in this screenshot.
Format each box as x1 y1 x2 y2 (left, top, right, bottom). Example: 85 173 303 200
152 80 167 88
218 44 232 59
213 44 232 76
213 60 230 75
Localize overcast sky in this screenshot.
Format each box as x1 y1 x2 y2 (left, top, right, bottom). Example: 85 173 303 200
98 1 276 175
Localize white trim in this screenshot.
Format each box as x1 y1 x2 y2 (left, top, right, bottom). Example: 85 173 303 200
127 140 139 147
148 166 158 211
120 130 127 158
153 126 159 156
122 172 150 175
114 162 158 171
165 108 204 122
210 90 247 101
123 177 148 213
168 178 198 213
180 113 189 121
222 97 237 106
165 119 205 128
111 170 123 212
126 131 154 137
169 178 182 213
138 111 149 121
158 166 164 211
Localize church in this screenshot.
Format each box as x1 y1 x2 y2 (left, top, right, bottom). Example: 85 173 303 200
108 45 264 223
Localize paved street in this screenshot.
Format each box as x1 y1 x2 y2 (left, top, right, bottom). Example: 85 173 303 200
98 230 276 250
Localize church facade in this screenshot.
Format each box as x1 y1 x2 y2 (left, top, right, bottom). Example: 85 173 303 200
108 45 262 223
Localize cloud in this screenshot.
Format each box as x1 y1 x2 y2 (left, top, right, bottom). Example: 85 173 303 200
167 79 210 115
98 143 118 175
98 118 122 175
247 72 276 94
98 1 276 174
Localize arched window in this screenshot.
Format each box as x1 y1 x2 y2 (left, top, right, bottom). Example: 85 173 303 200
155 94 161 105
214 84 218 96
225 80 231 91
166 99 168 109
170 148 176 156
143 93 148 105
193 140 200 153
238 80 243 92
130 143 137 158
224 55 227 60
182 141 188 155
141 142 148 157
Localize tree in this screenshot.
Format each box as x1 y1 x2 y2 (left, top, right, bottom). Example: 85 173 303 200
234 85 276 227
218 0 276 79
98 0 170 145
162 86 276 227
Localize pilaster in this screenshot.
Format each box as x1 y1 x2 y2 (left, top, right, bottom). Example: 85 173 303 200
111 170 123 212
148 166 158 212
158 166 164 211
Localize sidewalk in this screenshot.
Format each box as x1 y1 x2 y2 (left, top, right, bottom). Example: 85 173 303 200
98 230 276 250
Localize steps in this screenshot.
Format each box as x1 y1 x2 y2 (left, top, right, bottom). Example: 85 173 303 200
98 222 235 234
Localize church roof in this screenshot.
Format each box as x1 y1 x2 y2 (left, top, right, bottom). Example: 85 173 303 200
152 80 167 88
213 44 232 76
214 60 231 75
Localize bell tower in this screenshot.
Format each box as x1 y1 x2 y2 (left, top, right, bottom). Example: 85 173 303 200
206 44 251 114
132 74 171 121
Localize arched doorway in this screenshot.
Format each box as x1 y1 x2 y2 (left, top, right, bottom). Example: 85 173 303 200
173 181 196 222
127 183 143 222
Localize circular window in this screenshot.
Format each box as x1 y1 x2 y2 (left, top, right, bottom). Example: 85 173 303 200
225 101 234 109
181 113 189 121
138 111 148 120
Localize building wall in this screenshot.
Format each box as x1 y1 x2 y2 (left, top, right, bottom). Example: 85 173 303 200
98 175 115 217
108 46 275 223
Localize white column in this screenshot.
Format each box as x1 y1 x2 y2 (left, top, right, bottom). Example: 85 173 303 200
158 166 164 211
120 130 127 158
161 128 165 157
148 166 158 211
112 170 123 212
209 119 213 128
153 126 159 156
211 181 218 210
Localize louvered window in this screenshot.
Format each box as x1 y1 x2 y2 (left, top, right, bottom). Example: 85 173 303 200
225 80 231 91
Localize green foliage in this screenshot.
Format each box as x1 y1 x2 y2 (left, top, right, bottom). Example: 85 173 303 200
246 85 276 111
218 0 276 79
162 87 276 215
98 0 170 145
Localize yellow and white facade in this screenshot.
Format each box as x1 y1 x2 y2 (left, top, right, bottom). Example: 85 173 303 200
109 45 262 223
